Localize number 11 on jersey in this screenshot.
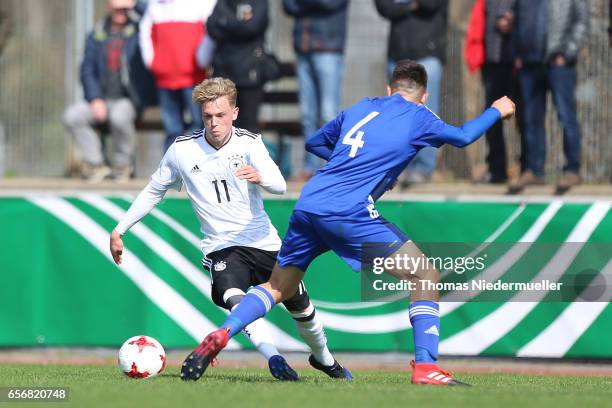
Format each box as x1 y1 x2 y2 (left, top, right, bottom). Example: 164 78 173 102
342 111 380 158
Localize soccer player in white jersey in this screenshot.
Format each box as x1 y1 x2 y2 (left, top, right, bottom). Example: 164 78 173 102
109 77 351 381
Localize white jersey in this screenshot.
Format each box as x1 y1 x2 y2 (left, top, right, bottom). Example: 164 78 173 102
117 127 286 256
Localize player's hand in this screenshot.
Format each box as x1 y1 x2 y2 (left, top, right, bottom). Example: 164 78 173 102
90 98 108 123
110 229 124 265
491 96 515 120
235 165 261 184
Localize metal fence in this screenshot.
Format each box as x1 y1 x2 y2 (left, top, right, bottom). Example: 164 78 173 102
0 0 610 182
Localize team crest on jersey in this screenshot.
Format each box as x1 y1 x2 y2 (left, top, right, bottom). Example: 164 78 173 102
214 261 227 271
228 154 246 171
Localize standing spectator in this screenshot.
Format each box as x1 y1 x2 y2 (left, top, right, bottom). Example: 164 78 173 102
206 0 269 132
63 0 154 183
465 0 524 183
375 0 448 186
510 0 590 194
139 0 216 152
283 0 349 181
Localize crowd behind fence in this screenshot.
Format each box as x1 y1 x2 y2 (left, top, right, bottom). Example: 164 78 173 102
0 0 609 183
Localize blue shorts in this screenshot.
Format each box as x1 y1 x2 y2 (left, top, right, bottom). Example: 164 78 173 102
277 206 409 272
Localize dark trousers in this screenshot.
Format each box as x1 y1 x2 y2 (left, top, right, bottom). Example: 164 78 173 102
235 86 264 132
482 63 525 180
519 63 582 176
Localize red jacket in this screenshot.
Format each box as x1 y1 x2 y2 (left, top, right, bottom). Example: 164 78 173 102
464 0 486 73
139 0 215 89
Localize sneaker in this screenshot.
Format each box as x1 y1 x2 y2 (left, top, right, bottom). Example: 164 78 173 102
555 171 581 195
180 328 229 381
83 164 111 183
410 360 470 386
507 170 545 195
308 354 353 380
268 355 299 381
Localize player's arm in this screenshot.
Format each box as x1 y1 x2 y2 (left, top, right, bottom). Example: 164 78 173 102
237 136 286 194
305 111 345 160
429 96 515 148
110 145 182 264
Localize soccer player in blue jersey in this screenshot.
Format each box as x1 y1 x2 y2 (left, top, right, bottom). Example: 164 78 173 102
180 59 515 384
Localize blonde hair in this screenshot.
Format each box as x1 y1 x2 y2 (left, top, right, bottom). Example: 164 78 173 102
192 77 237 106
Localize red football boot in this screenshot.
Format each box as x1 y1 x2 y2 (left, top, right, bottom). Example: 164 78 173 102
410 360 470 386
181 328 229 381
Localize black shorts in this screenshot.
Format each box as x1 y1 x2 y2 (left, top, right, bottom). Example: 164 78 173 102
203 246 310 312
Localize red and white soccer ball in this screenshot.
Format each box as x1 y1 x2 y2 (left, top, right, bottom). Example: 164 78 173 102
118 335 166 379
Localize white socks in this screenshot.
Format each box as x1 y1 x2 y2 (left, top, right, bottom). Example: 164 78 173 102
232 306 279 360
292 305 335 366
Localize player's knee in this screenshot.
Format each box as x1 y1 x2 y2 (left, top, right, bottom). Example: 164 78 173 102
217 288 246 310
287 301 315 322
62 105 85 129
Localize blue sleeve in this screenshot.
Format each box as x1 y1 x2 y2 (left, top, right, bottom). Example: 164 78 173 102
305 111 345 160
416 107 502 148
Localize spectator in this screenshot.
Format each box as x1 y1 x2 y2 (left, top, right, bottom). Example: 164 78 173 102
205 0 269 133
139 0 216 152
375 0 448 186
283 0 348 181
465 0 525 184
510 0 590 195
63 0 154 183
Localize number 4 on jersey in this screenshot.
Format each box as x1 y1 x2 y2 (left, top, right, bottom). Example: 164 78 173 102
342 111 380 158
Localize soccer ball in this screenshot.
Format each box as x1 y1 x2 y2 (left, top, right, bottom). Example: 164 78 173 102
118 335 166 378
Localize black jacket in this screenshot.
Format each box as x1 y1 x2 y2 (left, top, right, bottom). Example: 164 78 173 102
207 0 269 87
375 0 448 63
283 0 348 54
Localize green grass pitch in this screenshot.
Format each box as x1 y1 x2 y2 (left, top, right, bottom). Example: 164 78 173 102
1 364 611 408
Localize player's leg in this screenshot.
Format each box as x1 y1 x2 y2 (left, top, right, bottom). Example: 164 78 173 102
182 247 294 381
181 211 325 381
224 288 299 381
238 247 302 381
383 241 468 386
315 206 467 385
281 281 352 380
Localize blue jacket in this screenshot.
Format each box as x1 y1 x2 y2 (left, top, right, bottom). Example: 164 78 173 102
282 0 348 54
80 8 156 110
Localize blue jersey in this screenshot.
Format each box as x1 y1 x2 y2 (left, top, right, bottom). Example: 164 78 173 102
295 93 500 215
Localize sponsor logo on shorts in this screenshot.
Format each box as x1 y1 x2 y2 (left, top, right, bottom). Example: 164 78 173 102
214 260 227 271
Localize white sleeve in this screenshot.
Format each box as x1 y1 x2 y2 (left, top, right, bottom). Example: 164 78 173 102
150 143 183 191
249 136 286 195
114 181 167 235
139 5 154 68
115 145 183 235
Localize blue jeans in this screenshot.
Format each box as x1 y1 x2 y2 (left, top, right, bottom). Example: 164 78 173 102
388 56 443 177
519 63 581 176
158 87 203 152
297 52 344 173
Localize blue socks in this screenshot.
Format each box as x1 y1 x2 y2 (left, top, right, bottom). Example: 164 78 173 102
409 300 440 363
221 286 276 337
